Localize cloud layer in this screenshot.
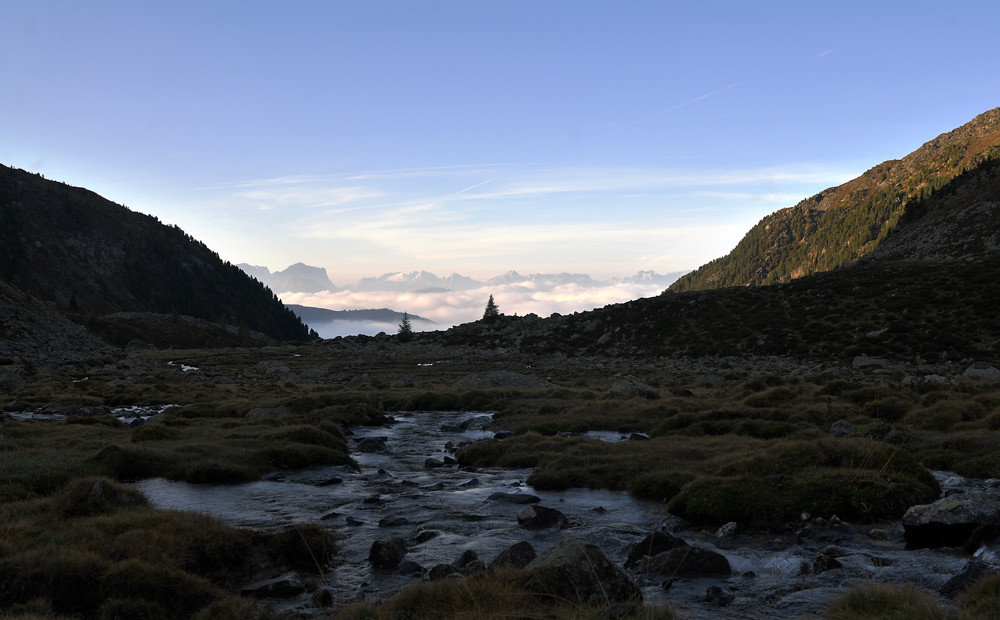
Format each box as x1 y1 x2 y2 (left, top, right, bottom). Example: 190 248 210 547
279 277 674 337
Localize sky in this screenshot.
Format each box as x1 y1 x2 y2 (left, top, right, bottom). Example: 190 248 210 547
3 1 1000 324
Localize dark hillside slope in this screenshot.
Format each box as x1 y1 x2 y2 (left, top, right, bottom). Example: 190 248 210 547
0 165 309 342
671 108 1000 292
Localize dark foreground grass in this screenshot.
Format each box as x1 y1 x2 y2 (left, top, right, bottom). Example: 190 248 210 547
331 569 676 620
827 576 1000 619
0 477 330 618
4 344 1000 617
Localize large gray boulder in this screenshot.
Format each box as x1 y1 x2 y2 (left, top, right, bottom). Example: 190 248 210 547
522 538 642 605
903 492 1000 549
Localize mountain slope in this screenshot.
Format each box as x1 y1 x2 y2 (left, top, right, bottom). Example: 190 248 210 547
670 108 1000 292
0 164 310 342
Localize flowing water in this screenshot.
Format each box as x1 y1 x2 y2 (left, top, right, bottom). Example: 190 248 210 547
132 410 974 618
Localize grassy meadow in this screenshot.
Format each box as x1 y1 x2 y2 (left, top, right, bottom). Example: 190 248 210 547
3 340 1000 617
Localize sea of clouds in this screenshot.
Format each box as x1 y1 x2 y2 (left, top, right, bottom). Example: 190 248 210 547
279 278 678 338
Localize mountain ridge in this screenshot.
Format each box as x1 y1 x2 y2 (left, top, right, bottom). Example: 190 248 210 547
670 107 1000 292
0 164 311 342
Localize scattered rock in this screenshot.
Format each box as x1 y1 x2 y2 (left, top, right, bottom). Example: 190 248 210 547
940 560 999 598
429 563 461 580
829 419 856 438
490 541 537 570
903 492 1000 548
625 531 689 568
523 538 642 605
424 457 445 468
638 546 732 578
397 560 425 577
517 504 569 530
454 550 480 569
901 374 955 387
965 363 1000 380
369 537 408 569
716 522 738 538
458 415 493 430
413 530 440 544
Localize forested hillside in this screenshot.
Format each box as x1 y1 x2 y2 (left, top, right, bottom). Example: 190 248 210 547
670 108 1000 292
0 165 310 342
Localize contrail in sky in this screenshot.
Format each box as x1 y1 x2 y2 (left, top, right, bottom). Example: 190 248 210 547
618 83 738 129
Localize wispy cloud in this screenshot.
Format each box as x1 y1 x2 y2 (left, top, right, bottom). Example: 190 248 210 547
190 160 855 280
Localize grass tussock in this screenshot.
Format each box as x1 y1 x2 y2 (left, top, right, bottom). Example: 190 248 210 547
331 570 676 620
0 476 331 618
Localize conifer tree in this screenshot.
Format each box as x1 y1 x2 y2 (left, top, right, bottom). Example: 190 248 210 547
397 311 413 342
483 295 500 323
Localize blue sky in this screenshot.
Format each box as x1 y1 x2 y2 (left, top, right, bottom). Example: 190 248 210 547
3 1 999 286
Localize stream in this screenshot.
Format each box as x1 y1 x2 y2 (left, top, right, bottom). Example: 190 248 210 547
132 410 976 618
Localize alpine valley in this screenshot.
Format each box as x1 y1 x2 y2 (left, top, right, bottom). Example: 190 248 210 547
2 109 1000 619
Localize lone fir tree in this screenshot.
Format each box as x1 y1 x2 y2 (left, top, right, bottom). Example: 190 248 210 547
397 311 413 342
482 294 500 323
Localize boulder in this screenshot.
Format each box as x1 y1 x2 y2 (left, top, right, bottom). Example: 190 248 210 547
368 537 408 569
424 457 445 469
965 363 1000 380
523 538 642 605
459 415 493 430
454 549 480 569
829 419 856 438
624 531 689 568
490 541 537 570
940 560 1000 598
638 546 732 578
903 492 1000 548
378 516 410 528
397 560 425 577
429 563 461 580
517 504 569 530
